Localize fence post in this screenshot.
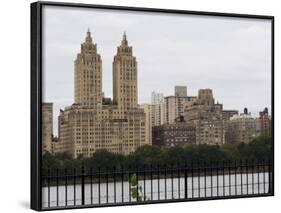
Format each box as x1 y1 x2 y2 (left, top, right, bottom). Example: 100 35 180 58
136 165 139 202
47 169 50 208
144 164 146 201
56 168 59 207
114 166 116 203
121 165 124 203
222 161 225 196
184 161 187 199
268 159 272 194
81 166 85 205
65 168 68 206
246 159 249 195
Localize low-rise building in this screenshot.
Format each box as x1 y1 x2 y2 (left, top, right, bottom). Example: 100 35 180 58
152 116 196 147
225 108 260 144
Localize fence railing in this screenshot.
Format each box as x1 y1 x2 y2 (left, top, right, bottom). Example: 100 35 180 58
41 160 273 210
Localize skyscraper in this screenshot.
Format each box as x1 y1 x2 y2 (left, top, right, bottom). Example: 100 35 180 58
55 30 148 158
151 91 164 105
175 86 187 97
74 29 102 106
151 91 165 127
140 104 153 145
113 32 138 110
164 86 196 124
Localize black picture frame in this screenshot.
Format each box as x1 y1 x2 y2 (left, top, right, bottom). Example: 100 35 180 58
31 1 274 211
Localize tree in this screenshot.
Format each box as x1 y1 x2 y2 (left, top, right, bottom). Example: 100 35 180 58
220 143 240 161
129 173 149 201
42 136 272 172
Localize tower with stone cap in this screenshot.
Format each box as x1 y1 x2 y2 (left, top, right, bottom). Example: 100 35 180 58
55 30 148 158
113 32 138 110
74 29 102 106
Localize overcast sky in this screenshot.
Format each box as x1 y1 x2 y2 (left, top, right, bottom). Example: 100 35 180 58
42 5 272 136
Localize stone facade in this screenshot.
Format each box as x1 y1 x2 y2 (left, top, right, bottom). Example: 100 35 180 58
55 31 147 158
152 117 196 147
164 86 196 124
222 110 239 121
164 96 177 124
175 86 187 97
74 30 102 106
151 91 164 105
258 107 272 138
113 33 138 110
225 108 271 144
141 104 153 145
225 109 260 144
151 92 165 127
140 93 165 146
184 89 225 145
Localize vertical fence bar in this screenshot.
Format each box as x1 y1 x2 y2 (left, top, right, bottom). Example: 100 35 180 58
143 165 146 201
114 167 116 203
136 166 139 202
234 160 237 196
240 160 243 195
204 162 207 198
164 165 167 200
65 168 67 206
198 162 200 198
228 161 231 196
263 160 266 193
151 164 153 200
74 168 76 206
211 162 213 197
257 161 260 194
81 166 85 206
121 165 124 203
216 162 219 197
268 159 272 194
222 161 225 197
252 160 254 194
90 168 93 205
157 164 160 200
171 164 174 199
129 166 131 203
192 162 194 198
245 160 248 195
48 169 50 208
98 167 100 205
184 161 187 199
56 168 59 207
106 167 108 204
178 162 180 199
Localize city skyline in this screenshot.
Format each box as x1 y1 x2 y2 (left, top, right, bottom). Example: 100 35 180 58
42 6 272 135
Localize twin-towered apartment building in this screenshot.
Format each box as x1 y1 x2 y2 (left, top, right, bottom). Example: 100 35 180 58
42 30 272 158
43 30 147 158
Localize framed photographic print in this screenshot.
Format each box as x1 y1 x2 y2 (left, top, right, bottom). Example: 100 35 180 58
31 1 274 211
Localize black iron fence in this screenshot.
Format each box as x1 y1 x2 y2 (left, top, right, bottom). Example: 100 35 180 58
41 160 273 210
